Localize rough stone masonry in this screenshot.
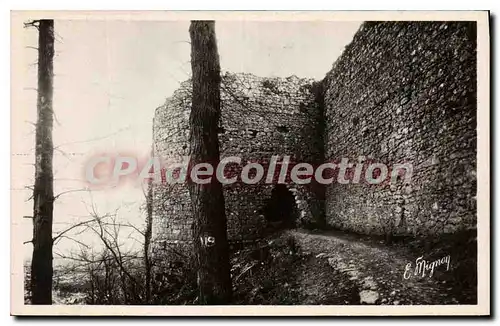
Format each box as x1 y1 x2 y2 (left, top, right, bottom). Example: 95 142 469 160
151 72 325 255
150 21 477 257
323 21 477 237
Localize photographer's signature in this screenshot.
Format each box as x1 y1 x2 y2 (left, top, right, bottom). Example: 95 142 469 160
403 254 451 279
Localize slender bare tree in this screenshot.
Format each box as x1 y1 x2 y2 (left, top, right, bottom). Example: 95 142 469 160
30 19 55 305
188 20 232 304
143 169 154 303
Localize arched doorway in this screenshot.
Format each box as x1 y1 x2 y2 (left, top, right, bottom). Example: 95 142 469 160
263 185 298 229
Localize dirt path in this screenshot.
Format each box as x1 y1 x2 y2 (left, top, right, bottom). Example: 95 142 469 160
288 229 464 305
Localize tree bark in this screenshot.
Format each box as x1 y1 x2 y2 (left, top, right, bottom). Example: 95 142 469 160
30 19 55 305
188 21 232 304
144 172 153 303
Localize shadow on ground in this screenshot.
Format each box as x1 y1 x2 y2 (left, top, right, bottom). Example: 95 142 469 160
230 228 477 305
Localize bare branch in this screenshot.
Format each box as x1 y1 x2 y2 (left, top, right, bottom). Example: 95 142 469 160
53 235 90 249
54 126 131 149
52 217 96 242
53 187 90 201
102 222 146 237
23 20 40 29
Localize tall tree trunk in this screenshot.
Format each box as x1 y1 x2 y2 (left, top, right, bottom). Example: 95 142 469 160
188 21 232 304
30 19 55 305
144 172 153 303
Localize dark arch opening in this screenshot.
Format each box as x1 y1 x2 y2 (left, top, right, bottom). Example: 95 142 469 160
263 185 298 229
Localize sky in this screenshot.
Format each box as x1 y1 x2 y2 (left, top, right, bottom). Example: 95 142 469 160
12 20 361 263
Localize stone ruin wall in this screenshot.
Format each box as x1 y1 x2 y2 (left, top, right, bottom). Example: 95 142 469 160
151 72 324 256
151 21 478 257
323 21 477 237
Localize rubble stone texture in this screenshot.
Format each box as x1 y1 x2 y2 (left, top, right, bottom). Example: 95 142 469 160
151 73 324 255
151 21 477 256
324 21 477 236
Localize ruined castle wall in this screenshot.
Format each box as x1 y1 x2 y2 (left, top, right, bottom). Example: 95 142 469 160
151 73 323 256
323 21 477 237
